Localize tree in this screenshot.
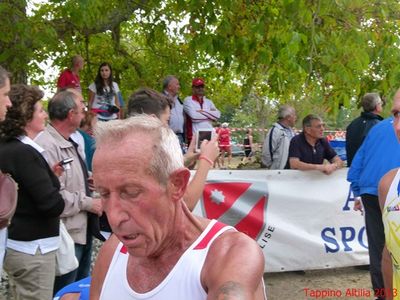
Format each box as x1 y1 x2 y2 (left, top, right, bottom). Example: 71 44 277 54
2 0 400 129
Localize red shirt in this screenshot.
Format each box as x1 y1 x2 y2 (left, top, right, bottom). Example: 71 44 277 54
217 127 231 146
57 69 81 91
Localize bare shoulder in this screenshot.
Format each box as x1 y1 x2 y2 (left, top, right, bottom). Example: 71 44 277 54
90 234 120 300
202 230 265 300
378 168 399 210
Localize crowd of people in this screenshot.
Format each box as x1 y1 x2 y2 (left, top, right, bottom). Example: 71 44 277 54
1 53 400 300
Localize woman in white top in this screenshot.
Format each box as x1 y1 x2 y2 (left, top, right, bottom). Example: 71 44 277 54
88 62 120 121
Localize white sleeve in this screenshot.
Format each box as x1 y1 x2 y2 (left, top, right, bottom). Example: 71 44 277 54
183 97 209 122
88 82 96 93
113 82 120 93
201 99 220 120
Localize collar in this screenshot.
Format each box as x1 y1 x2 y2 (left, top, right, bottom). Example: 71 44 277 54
192 95 204 104
277 122 290 129
18 135 46 155
45 124 74 149
360 111 383 121
300 132 321 147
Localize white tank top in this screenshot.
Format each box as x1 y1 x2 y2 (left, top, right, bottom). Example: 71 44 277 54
382 168 400 299
100 220 233 300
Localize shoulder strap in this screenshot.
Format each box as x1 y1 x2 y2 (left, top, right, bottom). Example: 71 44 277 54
193 221 234 250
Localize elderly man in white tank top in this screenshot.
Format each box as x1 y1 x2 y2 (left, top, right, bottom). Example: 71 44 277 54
90 115 266 300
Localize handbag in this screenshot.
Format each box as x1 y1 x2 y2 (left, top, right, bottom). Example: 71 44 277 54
56 221 79 276
0 171 18 229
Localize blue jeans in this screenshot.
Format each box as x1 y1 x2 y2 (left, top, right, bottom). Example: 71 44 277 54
53 237 93 295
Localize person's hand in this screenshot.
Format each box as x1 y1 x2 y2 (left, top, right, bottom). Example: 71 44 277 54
199 134 219 164
322 163 337 175
353 197 364 215
184 137 200 168
90 198 103 216
88 176 95 192
52 163 65 177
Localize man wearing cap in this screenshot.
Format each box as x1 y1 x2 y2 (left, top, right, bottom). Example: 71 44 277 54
183 78 220 143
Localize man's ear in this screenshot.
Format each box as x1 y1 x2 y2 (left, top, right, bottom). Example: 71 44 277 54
168 168 190 201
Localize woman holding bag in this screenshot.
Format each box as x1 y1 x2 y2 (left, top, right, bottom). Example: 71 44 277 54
0 84 65 300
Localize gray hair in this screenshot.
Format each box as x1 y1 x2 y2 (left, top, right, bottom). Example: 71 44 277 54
162 75 177 91
277 105 295 120
94 115 183 185
302 114 322 129
361 93 381 112
48 90 78 121
0 66 9 88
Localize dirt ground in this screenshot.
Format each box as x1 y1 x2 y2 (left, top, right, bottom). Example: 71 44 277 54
265 267 375 300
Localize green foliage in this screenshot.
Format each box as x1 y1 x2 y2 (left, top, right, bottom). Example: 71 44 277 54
2 0 400 129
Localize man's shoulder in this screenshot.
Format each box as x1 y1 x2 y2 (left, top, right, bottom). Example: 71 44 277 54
0 140 30 156
36 126 57 145
36 126 70 149
363 117 392 139
203 230 264 277
59 69 72 77
346 116 363 130
290 132 302 143
183 96 192 103
204 96 215 104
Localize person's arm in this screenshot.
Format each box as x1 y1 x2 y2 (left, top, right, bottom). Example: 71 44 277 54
90 234 120 300
184 135 219 211
203 231 265 300
249 135 254 150
261 132 271 167
325 138 343 171
331 155 343 170
36 136 100 217
88 85 96 110
13 146 65 217
289 157 325 171
113 83 121 118
57 70 67 92
379 169 398 300
183 98 210 122
200 99 220 121
347 140 367 197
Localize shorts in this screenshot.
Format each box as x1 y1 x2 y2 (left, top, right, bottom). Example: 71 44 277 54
219 145 231 152
245 149 252 157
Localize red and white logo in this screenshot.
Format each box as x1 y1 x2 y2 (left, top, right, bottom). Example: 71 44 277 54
200 181 268 240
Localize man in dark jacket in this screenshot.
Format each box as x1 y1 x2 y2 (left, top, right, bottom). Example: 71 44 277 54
346 92 383 167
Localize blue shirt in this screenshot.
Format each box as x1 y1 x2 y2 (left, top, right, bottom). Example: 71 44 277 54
348 117 400 197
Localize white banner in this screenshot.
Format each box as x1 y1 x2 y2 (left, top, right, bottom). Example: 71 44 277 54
192 169 369 272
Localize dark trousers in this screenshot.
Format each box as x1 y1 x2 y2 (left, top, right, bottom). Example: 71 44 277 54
361 194 385 299
53 236 93 295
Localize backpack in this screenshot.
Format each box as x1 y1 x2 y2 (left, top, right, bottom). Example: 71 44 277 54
0 171 18 229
